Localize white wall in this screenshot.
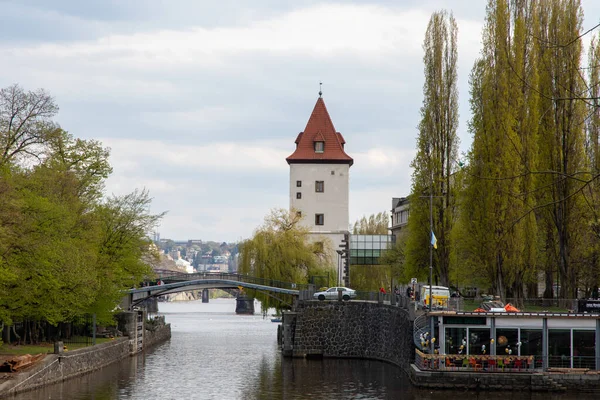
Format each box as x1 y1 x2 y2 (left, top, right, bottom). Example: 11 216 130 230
289 163 350 233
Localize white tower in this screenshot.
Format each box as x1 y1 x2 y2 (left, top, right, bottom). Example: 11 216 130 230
286 95 353 278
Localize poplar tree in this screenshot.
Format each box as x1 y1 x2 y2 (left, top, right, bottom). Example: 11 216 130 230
352 212 389 234
584 36 600 296
534 0 588 300
406 10 459 287
459 0 539 302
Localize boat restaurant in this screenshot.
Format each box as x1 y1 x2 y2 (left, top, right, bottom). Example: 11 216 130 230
415 309 600 372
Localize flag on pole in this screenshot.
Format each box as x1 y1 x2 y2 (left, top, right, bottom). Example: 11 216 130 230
431 231 437 249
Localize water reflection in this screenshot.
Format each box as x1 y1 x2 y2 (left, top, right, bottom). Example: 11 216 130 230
9 299 599 400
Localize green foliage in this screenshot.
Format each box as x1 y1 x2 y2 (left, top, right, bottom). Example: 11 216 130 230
352 212 389 234
0 85 164 333
0 84 60 168
406 9 460 288
239 209 333 310
379 233 408 283
453 0 595 304
350 265 392 292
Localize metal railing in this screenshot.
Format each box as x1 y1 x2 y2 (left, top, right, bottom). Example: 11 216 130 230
59 314 96 348
156 272 310 292
547 355 597 370
415 349 598 372
410 297 580 313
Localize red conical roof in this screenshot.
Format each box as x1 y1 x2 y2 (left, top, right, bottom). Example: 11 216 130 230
286 97 353 166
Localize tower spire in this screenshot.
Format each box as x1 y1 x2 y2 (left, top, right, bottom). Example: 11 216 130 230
319 82 322 98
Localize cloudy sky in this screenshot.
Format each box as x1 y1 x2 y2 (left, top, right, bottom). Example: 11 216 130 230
2 0 599 242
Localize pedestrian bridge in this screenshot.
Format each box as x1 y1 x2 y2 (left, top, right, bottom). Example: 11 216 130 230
123 272 308 309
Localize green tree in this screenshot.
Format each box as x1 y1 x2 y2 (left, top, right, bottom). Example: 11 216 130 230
534 0 588 300
406 10 459 287
459 0 540 302
239 209 332 309
0 84 165 334
0 84 60 167
352 212 389 234
350 212 394 291
91 189 165 323
583 35 600 296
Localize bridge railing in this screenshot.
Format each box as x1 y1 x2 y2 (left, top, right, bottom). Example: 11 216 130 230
158 272 308 292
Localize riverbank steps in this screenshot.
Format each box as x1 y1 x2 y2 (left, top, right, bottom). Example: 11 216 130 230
283 300 600 393
0 313 171 398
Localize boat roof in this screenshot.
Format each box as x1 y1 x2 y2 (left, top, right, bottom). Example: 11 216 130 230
429 310 600 319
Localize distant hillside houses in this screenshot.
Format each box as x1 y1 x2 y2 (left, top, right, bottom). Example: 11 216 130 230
213 255 228 264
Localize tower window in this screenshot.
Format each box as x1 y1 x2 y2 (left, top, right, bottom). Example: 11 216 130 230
296 180 302 187
314 141 324 153
315 214 324 225
296 192 302 199
315 181 324 193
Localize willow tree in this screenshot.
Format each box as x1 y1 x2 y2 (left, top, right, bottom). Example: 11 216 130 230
534 0 588 300
405 10 459 287
458 0 539 301
238 209 332 309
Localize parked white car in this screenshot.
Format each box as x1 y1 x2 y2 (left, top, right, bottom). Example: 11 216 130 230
313 287 356 301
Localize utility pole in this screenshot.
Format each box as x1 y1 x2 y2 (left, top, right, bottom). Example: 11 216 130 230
429 171 434 354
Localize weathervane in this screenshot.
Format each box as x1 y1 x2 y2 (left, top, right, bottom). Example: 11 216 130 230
319 82 322 98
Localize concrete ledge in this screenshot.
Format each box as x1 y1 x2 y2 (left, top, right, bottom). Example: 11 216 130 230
408 364 600 392
0 338 130 398
0 323 172 398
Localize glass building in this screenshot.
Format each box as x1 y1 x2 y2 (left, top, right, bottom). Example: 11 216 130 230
349 234 395 265
421 312 600 370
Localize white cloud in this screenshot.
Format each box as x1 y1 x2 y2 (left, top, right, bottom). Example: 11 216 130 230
15 0 600 242
102 138 290 173
7 5 430 68
353 147 415 171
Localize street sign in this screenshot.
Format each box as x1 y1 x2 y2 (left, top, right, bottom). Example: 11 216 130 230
411 278 417 284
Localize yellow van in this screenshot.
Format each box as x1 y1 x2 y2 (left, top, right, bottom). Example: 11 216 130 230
419 285 450 310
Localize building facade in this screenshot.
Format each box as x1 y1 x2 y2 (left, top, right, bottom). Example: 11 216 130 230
390 196 410 238
286 96 353 277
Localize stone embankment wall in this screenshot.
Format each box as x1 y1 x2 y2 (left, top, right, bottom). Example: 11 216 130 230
409 366 600 392
0 322 171 398
408 365 568 392
145 321 172 348
283 301 414 372
547 371 600 392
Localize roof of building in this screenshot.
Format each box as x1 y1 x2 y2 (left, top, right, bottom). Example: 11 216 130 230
286 97 353 166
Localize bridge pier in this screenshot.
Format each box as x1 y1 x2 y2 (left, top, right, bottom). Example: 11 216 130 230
281 312 297 357
235 295 255 314
202 289 209 303
139 297 158 313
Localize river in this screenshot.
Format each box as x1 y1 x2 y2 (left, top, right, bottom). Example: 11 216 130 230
12 298 599 399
